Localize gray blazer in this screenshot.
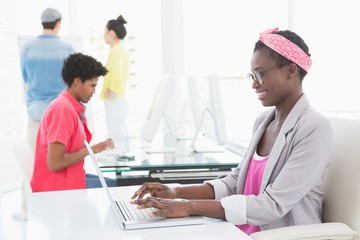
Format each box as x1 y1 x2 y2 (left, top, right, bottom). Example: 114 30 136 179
207 94 334 231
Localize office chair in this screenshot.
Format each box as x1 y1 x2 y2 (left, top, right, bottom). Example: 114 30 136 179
251 117 359 240
13 141 34 220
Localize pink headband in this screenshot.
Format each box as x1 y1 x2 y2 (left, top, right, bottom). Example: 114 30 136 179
259 28 312 73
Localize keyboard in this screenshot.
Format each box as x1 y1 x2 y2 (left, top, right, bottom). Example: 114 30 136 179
116 200 162 221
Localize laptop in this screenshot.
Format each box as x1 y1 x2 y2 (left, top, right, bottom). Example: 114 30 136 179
84 140 205 230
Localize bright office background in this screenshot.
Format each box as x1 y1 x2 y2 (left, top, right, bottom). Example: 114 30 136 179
1 0 360 189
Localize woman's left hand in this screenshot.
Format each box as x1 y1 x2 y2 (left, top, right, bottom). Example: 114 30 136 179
105 89 117 100
132 197 192 218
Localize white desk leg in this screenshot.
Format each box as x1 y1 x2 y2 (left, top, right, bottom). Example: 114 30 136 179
0 191 3 240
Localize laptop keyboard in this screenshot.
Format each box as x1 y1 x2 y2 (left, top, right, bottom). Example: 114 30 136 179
117 200 163 221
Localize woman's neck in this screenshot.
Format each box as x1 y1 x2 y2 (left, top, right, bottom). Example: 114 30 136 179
274 92 303 123
110 39 120 47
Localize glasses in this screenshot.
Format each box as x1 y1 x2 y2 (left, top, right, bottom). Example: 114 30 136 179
247 66 279 86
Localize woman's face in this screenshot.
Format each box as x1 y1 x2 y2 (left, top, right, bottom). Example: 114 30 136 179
103 28 111 45
250 49 296 107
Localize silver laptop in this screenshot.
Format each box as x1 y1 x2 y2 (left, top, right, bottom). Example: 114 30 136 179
84 140 205 230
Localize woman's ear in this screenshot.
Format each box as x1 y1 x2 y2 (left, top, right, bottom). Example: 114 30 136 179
109 29 117 39
288 63 298 78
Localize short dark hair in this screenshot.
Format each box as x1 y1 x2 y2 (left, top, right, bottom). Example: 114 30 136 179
106 15 127 39
254 30 311 80
62 53 108 87
42 19 60 30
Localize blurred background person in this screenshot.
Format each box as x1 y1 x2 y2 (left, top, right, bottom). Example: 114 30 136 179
20 7 75 151
101 15 130 152
16 7 75 220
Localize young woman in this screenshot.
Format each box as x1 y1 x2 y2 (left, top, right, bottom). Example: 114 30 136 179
101 15 130 150
131 28 334 235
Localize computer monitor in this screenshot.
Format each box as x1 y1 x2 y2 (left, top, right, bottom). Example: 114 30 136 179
141 75 177 143
188 74 228 147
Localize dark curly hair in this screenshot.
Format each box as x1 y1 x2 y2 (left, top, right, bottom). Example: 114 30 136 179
254 30 311 80
62 53 108 87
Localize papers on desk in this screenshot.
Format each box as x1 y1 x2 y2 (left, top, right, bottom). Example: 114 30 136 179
190 138 225 153
193 145 225 153
145 147 175 154
150 169 231 180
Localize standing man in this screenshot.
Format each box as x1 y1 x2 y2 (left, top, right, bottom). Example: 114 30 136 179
20 7 75 151
15 7 75 220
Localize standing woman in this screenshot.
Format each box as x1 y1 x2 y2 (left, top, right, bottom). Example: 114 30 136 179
101 15 130 150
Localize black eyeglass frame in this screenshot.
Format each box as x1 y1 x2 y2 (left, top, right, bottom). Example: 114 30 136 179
247 66 281 85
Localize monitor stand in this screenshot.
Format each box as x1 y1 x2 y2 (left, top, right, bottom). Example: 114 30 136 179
190 107 225 154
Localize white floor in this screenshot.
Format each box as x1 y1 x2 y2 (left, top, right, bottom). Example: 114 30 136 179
0 135 28 240
0 188 27 240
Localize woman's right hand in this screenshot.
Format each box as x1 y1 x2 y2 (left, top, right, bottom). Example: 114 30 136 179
105 89 117 100
91 138 114 154
131 182 177 200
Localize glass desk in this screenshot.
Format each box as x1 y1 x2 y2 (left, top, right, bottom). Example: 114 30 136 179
97 139 247 186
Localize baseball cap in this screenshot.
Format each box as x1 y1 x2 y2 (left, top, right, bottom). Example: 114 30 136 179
41 8 62 23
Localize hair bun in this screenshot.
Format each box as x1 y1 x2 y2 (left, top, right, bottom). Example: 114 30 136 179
117 15 127 24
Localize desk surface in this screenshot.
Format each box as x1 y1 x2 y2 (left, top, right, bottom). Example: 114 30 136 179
27 186 252 240
97 139 246 172
97 140 245 185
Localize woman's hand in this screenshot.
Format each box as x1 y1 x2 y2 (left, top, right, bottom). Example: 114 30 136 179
131 182 177 200
132 197 192 218
91 138 114 154
105 89 117 100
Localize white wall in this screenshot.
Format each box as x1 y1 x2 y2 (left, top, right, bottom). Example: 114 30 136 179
182 0 289 143
181 0 360 144
291 0 360 117
0 0 164 140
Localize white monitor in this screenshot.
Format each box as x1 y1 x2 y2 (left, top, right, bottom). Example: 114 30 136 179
188 74 227 146
141 75 177 143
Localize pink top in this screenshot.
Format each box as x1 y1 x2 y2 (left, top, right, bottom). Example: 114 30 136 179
31 90 92 192
238 152 269 235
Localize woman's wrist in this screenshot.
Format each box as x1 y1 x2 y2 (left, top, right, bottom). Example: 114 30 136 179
187 200 195 216
174 186 182 199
